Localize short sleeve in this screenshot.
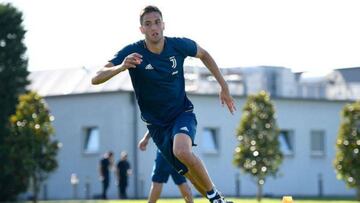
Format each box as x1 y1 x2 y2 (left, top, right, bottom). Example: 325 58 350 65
109 44 134 66
173 37 197 57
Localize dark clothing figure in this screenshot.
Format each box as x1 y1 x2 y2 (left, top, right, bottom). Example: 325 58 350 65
100 158 110 199
99 151 113 199
116 152 131 199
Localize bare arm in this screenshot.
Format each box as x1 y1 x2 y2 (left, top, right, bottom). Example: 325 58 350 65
98 163 105 181
91 53 143 85
127 166 132 176
143 130 151 140
195 44 236 114
91 62 124 85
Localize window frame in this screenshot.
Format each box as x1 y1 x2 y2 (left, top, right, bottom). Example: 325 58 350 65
279 129 295 157
310 130 326 157
201 127 220 155
82 126 100 155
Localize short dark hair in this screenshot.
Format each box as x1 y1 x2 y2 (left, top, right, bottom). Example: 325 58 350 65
140 5 162 25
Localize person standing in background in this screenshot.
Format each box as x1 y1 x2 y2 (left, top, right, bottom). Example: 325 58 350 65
99 151 114 199
116 151 132 199
139 131 193 203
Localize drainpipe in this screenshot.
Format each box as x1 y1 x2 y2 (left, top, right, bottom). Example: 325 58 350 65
235 172 240 197
318 173 323 197
131 91 139 198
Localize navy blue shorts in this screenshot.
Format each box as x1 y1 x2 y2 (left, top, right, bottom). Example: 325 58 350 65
147 110 197 175
151 151 187 185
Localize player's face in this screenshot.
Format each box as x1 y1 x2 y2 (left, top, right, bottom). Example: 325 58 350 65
140 12 164 43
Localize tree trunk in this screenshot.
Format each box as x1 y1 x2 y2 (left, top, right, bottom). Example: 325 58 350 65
32 175 38 203
256 181 263 202
356 185 360 201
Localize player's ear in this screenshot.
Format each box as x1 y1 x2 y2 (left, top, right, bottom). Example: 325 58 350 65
139 26 145 34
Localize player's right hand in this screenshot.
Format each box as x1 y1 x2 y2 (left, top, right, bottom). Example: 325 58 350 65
122 53 142 69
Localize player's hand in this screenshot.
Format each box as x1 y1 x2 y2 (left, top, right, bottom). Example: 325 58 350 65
220 87 236 114
122 53 142 69
138 137 149 151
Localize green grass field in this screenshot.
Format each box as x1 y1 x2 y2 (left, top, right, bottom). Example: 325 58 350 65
35 197 359 203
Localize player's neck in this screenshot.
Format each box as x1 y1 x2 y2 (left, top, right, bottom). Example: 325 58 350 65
144 38 165 54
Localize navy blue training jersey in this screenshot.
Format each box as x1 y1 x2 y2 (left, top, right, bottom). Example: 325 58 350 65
110 37 197 126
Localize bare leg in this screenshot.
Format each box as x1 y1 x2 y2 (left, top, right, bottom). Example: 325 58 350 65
173 133 214 197
148 182 163 203
183 163 208 196
178 182 194 203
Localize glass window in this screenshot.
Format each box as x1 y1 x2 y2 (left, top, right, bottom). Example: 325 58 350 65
202 128 219 155
84 127 99 154
279 130 294 156
356 121 360 131
311 130 325 157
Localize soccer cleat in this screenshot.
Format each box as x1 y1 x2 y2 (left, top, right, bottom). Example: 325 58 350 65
209 192 233 203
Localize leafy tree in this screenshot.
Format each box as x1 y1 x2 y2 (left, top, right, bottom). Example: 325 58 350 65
0 3 29 129
233 91 283 202
9 92 59 203
334 101 360 200
0 3 29 201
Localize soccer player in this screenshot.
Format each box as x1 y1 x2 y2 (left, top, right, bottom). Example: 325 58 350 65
138 131 193 203
92 5 236 203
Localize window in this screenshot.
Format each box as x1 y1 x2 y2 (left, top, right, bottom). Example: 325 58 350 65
201 128 219 155
279 130 294 156
356 121 360 131
83 127 100 154
311 130 325 157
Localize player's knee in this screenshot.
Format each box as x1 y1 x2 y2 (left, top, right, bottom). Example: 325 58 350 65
173 147 191 160
173 147 192 163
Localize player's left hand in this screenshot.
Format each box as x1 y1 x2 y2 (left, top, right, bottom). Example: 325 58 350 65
220 87 236 114
138 137 149 151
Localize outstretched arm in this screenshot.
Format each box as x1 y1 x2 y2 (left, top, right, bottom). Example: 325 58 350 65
91 53 143 85
195 44 236 114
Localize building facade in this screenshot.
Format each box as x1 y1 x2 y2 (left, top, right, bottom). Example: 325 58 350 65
26 66 358 199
